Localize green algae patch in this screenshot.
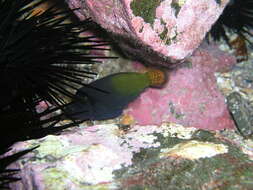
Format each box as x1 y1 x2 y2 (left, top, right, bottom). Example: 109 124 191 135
43 168 70 190
27 135 67 163
43 167 113 190
159 24 168 40
131 0 162 25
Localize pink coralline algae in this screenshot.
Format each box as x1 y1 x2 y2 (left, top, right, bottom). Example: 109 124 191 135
124 43 237 130
67 0 230 67
6 124 165 189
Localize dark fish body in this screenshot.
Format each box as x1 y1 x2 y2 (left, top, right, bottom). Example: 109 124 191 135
65 70 166 121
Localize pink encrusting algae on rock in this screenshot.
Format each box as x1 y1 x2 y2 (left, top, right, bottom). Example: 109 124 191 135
67 0 230 67
7 124 168 189
124 43 237 130
66 0 236 130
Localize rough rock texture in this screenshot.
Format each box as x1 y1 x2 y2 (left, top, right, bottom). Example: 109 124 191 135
227 92 253 137
6 123 253 190
123 43 236 130
63 0 236 130
119 131 253 190
216 46 253 137
67 0 230 67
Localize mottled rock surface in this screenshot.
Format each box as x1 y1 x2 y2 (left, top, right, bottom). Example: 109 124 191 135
67 0 230 67
63 0 237 130
6 123 253 190
3 0 253 190
123 43 236 130
216 45 253 137
227 92 253 137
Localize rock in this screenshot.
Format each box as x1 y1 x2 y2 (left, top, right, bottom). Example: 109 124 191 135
226 92 253 137
67 0 230 67
215 49 253 137
6 123 253 190
7 123 168 189
123 43 236 130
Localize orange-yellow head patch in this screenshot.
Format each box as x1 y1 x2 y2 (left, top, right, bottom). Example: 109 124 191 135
146 69 167 87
